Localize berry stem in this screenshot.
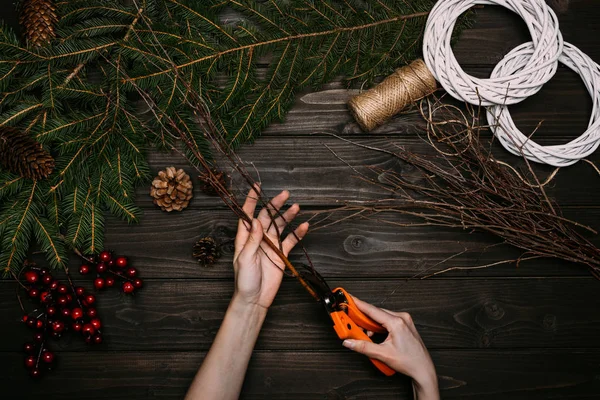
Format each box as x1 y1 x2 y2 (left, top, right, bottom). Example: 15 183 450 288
61 264 86 310
35 340 45 369
107 269 134 282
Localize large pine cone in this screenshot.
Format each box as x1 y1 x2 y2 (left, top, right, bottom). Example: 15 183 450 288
150 167 193 212
193 237 221 266
0 127 55 180
19 0 58 48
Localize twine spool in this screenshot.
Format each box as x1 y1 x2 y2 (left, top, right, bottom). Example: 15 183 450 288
348 59 437 132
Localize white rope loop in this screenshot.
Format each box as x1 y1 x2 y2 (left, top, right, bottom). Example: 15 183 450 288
423 0 600 166
488 42 600 167
423 0 563 106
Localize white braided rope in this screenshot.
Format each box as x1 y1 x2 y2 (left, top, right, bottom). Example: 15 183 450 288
423 0 600 167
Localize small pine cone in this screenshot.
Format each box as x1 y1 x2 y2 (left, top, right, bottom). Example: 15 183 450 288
150 166 193 212
198 168 227 196
0 127 55 180
193 237 221 266
19 0 58 48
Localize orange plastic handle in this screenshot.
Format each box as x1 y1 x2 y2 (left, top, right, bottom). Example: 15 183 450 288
330 288 396 376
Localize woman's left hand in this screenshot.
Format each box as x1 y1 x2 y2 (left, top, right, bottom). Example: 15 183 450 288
233 186 309 310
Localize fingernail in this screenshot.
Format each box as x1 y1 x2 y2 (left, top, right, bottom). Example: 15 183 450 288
342 340 354 349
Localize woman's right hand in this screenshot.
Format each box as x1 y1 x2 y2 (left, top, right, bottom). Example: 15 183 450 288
342 297 440 400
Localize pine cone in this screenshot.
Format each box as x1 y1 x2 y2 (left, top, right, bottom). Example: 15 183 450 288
150 166 193 212
193 237 221 266
198 168 227 196
19 0 58 48
0 127 55 180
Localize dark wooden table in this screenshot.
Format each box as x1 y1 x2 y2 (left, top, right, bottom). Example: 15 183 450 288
2 1 600 399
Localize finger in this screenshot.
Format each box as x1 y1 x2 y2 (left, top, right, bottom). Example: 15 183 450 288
257 190 289 229
342 339 386 361
351 296 395 327
281 222 309 255
267 203 299 236
235 185 260 256
238 219 264 262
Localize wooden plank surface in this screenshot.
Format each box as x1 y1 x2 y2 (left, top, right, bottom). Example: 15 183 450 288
92 209 600 278
2 277 599 352
1 349 599 400
2 2 600 399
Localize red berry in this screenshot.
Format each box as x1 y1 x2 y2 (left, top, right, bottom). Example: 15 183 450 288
39 267 49 275
61 308 71 319
82 324 95 336
90 318 101 330
42 351 54 363
71 308 83 320
93 334 103 344
25 356 36 368
28 288 39 298
115 256 128 268
75 286 85 296
30 368 41 378
66 294 73 302
36 320 44 330
72 322 83 332
40 291 51 303
125 267 137 278
52 321 64 332
33 333 44 342
87 308 97 318
57 296 68 306
122 282 135 293
24 342 35 353
57 284 68 294
27 318 37 329
96 262 107 273
94 278 105 290
99 251 112 262
49 281 58 291
107 259 115 268
133 278 143 289
41 274 53 285
22 315 29 323
46 306 57 316
24 271 39 284
84 294 96 306
105 277 115 287
79 264 90 275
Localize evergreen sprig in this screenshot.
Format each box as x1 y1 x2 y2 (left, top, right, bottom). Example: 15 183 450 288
0 0 470 275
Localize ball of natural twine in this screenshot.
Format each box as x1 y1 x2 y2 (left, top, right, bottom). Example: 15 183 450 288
348 59 437 132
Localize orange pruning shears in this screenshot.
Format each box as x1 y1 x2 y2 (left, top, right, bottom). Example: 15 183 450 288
300 270 396 376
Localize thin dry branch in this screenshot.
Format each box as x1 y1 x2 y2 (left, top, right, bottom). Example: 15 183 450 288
315 98 600 277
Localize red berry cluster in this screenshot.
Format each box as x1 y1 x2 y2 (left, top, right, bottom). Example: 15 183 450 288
79 250 142 294
21 266 103 378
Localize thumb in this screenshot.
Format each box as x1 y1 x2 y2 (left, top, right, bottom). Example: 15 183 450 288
240 219 263 259
343 339 384 360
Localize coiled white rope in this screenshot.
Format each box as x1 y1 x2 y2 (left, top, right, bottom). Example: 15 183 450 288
423 0 600 167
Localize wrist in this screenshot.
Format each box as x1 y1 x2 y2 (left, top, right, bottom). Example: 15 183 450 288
230 294 269 320
412 371 439 400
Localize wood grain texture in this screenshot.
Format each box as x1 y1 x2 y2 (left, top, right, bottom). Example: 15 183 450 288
142 135 600 210
2 278 599 352
12 207 594 280
0 349 598 399
1 2 600 399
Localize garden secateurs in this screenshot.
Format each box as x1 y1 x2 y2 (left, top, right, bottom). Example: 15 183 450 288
299 268 396 376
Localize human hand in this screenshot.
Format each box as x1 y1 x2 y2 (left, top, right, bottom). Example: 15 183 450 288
233 186 309 310
342 298 439 400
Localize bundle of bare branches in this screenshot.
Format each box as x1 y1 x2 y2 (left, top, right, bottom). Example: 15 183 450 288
317 99 600 278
